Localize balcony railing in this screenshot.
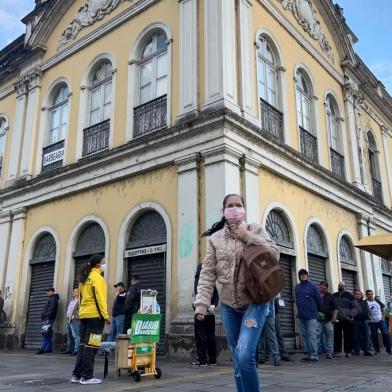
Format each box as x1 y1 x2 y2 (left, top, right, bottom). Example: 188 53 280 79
330 148 346 180
299 126 318 163
82 119 110 157
372 178 383 205
260 98 284 142
42 139 65 173
134 95 167 138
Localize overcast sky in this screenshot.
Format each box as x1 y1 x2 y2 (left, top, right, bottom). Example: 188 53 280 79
0 0 391 93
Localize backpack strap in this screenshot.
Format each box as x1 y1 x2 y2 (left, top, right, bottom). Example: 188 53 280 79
93 286 103 319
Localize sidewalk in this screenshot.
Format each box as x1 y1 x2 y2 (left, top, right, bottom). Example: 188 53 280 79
0 350 391 391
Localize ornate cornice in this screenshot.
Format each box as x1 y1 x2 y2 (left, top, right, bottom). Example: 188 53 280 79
14 68 42 96
279 0 334 62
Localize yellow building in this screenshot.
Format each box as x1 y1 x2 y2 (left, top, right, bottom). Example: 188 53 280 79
0 0 392 355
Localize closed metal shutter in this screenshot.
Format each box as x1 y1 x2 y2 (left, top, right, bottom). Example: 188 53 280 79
383 274 392 300
279 255 296 349
24 262 55 349
308 255 327 286
127 254 166 354
341 269 357 293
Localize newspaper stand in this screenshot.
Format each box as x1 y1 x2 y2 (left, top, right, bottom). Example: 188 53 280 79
115 289 162 382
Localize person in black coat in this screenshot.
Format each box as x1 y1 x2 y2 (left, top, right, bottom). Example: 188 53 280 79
123 275 143 334
192 264 219 367
37 288 59 354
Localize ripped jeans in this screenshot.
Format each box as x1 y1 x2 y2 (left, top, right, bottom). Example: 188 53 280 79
221 303 269 392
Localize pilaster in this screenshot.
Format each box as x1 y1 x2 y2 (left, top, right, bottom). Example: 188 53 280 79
241 155 261 223
381 126 392 207
0 211 12 293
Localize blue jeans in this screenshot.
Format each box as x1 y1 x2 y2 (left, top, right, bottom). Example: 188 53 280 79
299 318 318 359
258 301 280 361
107 315 125 342
317 321 333 355
353 320 369 353
221 303 269 392
369 321 391 353
40 319 54 352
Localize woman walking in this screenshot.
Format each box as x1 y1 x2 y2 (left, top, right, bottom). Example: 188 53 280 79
194 194 279 391
71 254 110 385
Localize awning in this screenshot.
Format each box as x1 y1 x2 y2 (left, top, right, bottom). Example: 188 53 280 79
354 234 392 261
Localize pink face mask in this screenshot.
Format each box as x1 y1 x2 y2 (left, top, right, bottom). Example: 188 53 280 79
224 207 246 223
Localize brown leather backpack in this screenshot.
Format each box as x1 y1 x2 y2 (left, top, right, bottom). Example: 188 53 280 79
241 245 285 303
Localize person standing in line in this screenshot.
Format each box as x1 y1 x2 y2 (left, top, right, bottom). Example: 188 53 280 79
71 254 110 385
273 295 292 362
37 288 59 354
194 194 279 392
123 275 142 334
63 288 80 355
107 282 126 341
352 289 372 356
295 269 322 362
366 290 391 355
333 282 358 357
192 263 219 367
257 300 281 366
386 295 392 332
317 281 338 359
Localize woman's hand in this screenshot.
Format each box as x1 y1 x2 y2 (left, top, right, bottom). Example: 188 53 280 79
105 317 111 325
232 226 249 242
195 313 205 321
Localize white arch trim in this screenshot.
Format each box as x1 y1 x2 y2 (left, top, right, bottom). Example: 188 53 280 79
42 77 72 108
80 52 117 86
0 113 9 126
63 215 110 296
324 89 343 115
17 226 61 334
293 63 318 97
255 27 285 67
116 201 172 330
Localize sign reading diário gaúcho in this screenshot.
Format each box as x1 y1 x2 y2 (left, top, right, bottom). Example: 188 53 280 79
130 313 161 343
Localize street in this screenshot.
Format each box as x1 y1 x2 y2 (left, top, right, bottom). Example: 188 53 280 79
0 351 391 391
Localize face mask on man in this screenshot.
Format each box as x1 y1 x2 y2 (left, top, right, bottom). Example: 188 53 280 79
224 207 246 224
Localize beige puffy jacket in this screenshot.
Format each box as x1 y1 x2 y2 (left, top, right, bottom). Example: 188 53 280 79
194 222 280 315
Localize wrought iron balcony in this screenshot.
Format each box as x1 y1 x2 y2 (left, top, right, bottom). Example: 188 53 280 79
82 119 110 157
330 148 346 180
134 95 167 138
299 126 318 163
42 139 65 173
260 98 284 142
372 178 383 205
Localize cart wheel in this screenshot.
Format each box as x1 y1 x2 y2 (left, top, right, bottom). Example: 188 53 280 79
133 371 141 382
154 367 162 379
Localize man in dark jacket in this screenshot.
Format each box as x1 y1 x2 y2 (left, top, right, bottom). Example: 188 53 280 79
37 288 59 354
123 275 142 334
192 264 219 367
108 282 126 341
317 281 338 359
333 282 359 357
295 269 322 362
352 289 372 356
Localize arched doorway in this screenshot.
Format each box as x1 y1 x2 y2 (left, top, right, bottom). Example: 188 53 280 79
307 225 328 285
266 210 296 349
125 210 167 353
339 236 358 293
24 233 56 349
73 223 105 288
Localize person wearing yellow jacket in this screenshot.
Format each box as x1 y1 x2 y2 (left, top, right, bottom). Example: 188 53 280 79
71 254 110 385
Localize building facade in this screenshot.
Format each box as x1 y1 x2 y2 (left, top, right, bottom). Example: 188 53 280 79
1 0 392 354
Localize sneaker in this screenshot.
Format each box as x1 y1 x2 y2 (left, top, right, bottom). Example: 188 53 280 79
71 351 78 355
281 354 292 362
191 361 207 367
301 357 310 362
70 376 80 383
79 378 102 385
208 362 217 366
345 353 352 358
36 350 45 355
326 353 333 359
364 351 373 356
273 359 282 366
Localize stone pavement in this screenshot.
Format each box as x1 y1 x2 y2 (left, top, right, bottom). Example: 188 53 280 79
0 350 391 391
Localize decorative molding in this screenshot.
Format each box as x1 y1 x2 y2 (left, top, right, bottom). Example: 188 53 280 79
14 68 42 97
0 85 15 100
279 0 334 62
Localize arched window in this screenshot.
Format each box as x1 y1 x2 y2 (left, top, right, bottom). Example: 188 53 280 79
134 31 168 137
296 69 317 163
339 236 358 292
326 95 345 179
49 84 68 145
0 117 7 176
266 210 292 248
307 224 328 285
257 36 283 141
368 131 383 204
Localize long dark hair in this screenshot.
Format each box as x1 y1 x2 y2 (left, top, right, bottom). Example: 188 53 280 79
78 254 104 284
202 194 245 237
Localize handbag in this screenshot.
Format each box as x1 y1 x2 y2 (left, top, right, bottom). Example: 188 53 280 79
40 322 53 336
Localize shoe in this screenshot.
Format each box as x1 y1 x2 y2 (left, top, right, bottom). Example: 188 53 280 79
352 352 360 356
387 351 392 355
62 351 72 354
191 361 207 367
364 351 373 356
301 357 310 362
281 354 292 362
345 353 351 358
36 350 45 355
308 358 318 362
258 358 265 364
71 351 78 355
273 359 282 366
79 378 102 385
70 376 80 383
326 353 333 359
208 362 217 366
374 350 380 355
333 352 341 357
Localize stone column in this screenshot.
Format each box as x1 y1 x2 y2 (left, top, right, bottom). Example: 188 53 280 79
178 0 198 120
0 211 12 293
3 208 26 324
175 154 199 320
241 156 261 223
